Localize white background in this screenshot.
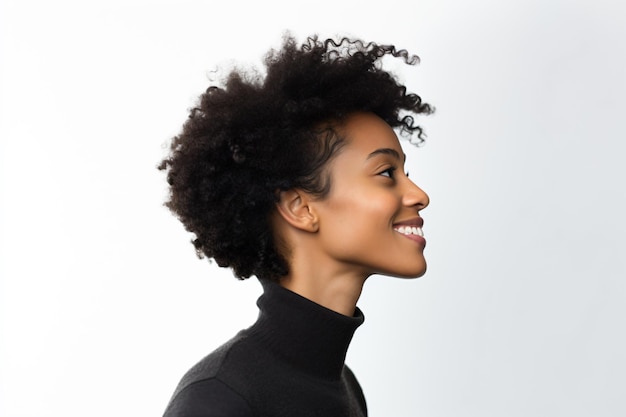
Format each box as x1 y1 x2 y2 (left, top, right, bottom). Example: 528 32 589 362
1 0 625 416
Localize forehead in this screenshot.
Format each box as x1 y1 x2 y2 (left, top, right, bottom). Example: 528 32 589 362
340 112 403 154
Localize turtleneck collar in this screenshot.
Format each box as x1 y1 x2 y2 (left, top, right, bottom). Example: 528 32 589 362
247 280 364 381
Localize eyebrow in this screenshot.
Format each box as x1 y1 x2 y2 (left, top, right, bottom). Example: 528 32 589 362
366 148 406 162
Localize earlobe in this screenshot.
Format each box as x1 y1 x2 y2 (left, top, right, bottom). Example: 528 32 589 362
275 189 319 232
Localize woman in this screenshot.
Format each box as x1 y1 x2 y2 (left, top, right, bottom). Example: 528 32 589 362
160 35 432 417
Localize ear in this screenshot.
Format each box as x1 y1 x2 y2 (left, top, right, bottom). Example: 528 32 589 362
275 189 319 233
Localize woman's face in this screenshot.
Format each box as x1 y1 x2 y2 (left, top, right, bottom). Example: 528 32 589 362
312 112 430 279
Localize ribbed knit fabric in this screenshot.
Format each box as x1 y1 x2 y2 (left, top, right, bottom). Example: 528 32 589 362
163 280 367 417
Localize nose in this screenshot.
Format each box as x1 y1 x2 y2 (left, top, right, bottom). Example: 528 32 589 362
402 177 429 211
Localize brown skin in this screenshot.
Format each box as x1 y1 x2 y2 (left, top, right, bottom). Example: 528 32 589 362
272 112 430 316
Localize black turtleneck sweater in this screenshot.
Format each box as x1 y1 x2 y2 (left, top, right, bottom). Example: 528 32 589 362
163 281 367 417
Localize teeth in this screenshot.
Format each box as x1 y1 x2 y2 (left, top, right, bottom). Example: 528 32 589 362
395 226 424 236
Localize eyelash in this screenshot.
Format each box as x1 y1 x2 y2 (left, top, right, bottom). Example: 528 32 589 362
379 167 397 178
379 168 409 179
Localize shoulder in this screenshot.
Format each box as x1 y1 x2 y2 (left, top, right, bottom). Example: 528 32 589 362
174 337 238 395
163 378 255 417
164 334 257 417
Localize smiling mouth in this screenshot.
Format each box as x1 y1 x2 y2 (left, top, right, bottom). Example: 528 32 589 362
393 226 424 237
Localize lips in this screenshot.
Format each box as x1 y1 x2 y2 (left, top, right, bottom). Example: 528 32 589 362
393 216 424 228
393 217 426 244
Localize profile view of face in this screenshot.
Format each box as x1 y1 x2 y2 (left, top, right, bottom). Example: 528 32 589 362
311 112 430 279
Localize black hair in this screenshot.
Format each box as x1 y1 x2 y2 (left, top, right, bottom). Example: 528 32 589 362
159 35 433 281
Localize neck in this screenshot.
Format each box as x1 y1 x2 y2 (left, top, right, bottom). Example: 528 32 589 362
279 270 367 316
273 221 369 316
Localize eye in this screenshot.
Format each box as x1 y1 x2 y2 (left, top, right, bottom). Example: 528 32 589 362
378 167 397 179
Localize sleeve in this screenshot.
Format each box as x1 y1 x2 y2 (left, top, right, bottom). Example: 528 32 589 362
163 378 255 417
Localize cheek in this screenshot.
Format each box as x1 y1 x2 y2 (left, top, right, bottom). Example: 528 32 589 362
324 191 398 234
353 191 399 222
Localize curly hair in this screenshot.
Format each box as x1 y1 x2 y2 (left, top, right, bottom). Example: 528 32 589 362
159 35 433 281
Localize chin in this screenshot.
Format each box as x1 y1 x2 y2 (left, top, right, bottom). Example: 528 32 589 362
403 269 427 279
380 264 427 279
